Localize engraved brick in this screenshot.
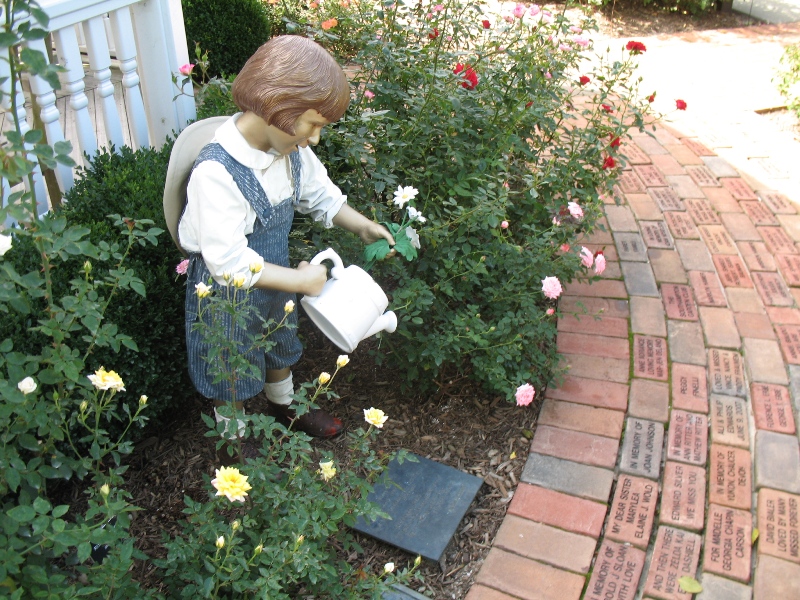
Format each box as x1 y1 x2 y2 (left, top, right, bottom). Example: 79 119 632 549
668 320 706 366
557 332 630 359
620 417 664 480
684 138 714 156
649 187 685 211
660 461 705 530
538 399 624 439
751 383 794 434
757 487 800 564
665 211 700 239
710 395 750 448
676 240 715 272
703 504 752 582
606 474 658 547
643 526 701 600
621 142 651 165
689 271 727 306
585 540 646 600
662 284 698 320
776 254 800 287
760 191 797 214
754 272 794 307
721 177 758 200
633 335 668 381
671 363 708 412
744 337 789 385
685 198 721 224
641 221 673 248
531 425 620 469
615 232 648 261
722 212 761 241
521 452 614 502
708 349 747 397
709 444 752 509
545 375 629 411
649 249 688 284
617 170 646 194
667 410 708 466
699 225 738 254
635 165 668 187
759 226 799 254
713 255 753 287
738 240 777 271
629 378 669 423
685 164 720 187
475 548 586 600
742 201 780 225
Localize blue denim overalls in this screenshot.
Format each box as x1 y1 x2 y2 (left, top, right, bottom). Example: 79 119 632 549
183 143 303 403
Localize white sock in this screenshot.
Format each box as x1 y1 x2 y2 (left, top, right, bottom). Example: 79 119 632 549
263 373 293 406
214 406 246 438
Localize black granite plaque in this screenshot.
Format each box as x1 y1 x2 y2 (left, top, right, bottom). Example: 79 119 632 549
383 584 430 600
354 453 483 562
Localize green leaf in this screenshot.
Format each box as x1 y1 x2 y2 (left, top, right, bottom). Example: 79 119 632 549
77 541 93 563
752 527 759 544
7 505 35 523
678 576 702 594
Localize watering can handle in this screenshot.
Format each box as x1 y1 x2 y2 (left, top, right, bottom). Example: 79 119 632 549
309 248 344 276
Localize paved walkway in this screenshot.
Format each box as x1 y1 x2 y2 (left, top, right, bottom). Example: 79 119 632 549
466 23 800 600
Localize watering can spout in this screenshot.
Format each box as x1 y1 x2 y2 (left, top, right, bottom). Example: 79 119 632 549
364 311 398 340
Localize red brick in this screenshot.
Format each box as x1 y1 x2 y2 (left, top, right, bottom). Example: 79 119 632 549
557 332 630 360
757 488 800 564
629 379 669 423
759 226 799 254
663 143 704 165
643 526 702 600
742 201 780 226
689 270 728 306
754 554 800 600
650 153 684 175
557 313 628 338
709 444 752 510
508 483 608 538
776 324 800 365
705 186 742 213
538 399 624 439
475 548 586 600
634 165 668 187
703 504 752 582
559 296 630 318
751 383 796 433
682 138 715 156
734 312 776 340
739 240 777 271
713 255 753 287
531 425 619 468
563 279 628 299
776 253 800 287
721 177 758 200
465 585 519 600
545 375 629 411
632 335 668 381
671 363 708 413
606 475 658 548
767 307 800 324
585 540 646 600
666 410 708 466
559 353 629 383
660 462 705 530
754 272 794 307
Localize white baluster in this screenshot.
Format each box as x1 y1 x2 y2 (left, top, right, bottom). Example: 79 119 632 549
108 7 149 149
83 15 125 150
52 24 99 164
25 37 74 193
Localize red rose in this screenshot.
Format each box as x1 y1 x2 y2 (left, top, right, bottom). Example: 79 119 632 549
579 75 590 85
610 136 621 148
429 27 439 39
626 40 647 54
601 104 613 114
602 156 616 170
648 92 656 103
482 19 491 28
454 63 478 89
676 99 687 110
525 101 533 108
594 249 604 258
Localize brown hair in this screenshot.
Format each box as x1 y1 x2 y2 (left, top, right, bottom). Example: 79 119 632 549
232 35 350 134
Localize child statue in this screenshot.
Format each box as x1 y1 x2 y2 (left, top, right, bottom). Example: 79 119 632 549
177 35 395 440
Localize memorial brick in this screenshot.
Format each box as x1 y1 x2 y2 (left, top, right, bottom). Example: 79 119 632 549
607 474 658 547
664 211 700 239
741 201 779 226
688 271 727 307
712 255 753 288
649 187 685 212
671 363 708 412
641 221 674 248
620 417 664 480
738 241 777 271
721 177 758 200
710 395 750 448
643 526 701 600
760 191 796 214
661 284 698 320
758 226 799 254
634 165 668 187
699 225 738 254
685 198 721 224
753 271 794 307
633 335 668 380
683 138 714 156
621 142 651 165
615 232 648 262
776 324 800 365
660 461 705 530
776 254 800 287
751 383 796 434
757 487 800 564
708 349 747 397
710 444 752 510
685 165 720 187
585 539 646 600
703 504 753 582
666 410 708 466
617 170 646 194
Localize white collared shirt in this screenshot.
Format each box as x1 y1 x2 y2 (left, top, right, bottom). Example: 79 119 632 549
178 113 347 286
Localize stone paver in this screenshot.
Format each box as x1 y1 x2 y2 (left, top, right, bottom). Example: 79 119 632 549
754 431 800 494
619 417 664 480
537 399 624 439
697 573 753 600
474 548 586 600
668 320 707 365
753 555 800 600
628 379 669 422
521 453 614 502
621 261 660 297
530 425 619 469
508 483 607 538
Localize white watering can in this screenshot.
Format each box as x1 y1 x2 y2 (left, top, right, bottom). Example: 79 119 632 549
301 248 397 353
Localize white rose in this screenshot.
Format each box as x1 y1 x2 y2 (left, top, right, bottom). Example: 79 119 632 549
17 376 37 395
0 233 12 256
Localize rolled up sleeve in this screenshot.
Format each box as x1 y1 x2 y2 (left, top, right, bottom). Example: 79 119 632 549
295 147 347 228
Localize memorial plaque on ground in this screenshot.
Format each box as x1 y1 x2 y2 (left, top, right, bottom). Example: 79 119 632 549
671 363 708 413
622 141 650 165
713 255 753 288
685 165 720 187
689 271 727 307
751 383 796 434
643 526 701 600
721 177 758 200
664 212 700 239
353 453 483 563
684 138 714 156
741 201 779 226
615 232 648 262
620 417 664 480
661 462 705 531
708 349 746 397
710 444 752 510
776 254 800 287
585 539 645 600
617 170 646 194
710 395 750 448
685 198 721 224
649 187 684 212
641 221 673 248
661 284 697 321
703 504 752 582
666 410 707 466
758 226 798 254
760 191 796 214
738 241 776 271
699 225 738 254
634 165 668 187
757 488 800 564
383 584 429 600
753 272 794 307
776 324 800 365
633 335 668 381
607 474 658 548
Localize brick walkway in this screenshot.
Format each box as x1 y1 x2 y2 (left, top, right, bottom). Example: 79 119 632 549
465 26 800 600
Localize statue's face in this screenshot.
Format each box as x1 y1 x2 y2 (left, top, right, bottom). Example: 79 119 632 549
269 109 330 155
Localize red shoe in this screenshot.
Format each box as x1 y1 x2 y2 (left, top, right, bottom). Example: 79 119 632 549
268 403 343 438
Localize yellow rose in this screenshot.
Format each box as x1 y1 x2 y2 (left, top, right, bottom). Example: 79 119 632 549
211 466 252 503
216 536 225 549
284 300 295 313
87 367 126 392
232 273 247 288
139 395 148 406
249 261 263 274
336 355 350 368
195 282 212 298
318 460 337 481
318 372 331 385
363 407 388 428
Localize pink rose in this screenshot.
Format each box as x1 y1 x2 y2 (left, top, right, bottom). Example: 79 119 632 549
178 63 194 76
364 90 375 99
569 25 582 33
541 276 563 300
513 3 526 18
573 34 590 48
529 4 541 16
546 308 555 315
433 3 444 11
176 258 190 275
501 220 509 229
594 253 607 275
580 246 593 268
560 243 570 253
567 201 583 219
545 71 552 79
515 383 535 406
552 216 561 226
559 44 572 52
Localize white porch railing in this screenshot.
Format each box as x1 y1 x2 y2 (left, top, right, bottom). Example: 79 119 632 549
1 0 196 216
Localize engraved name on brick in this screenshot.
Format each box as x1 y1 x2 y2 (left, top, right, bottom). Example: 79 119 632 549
710 395 749 448
713 255 753 288
686 165 720 187
741 201 779 226
751 383 796 434
620 417 664 480
775 324 800 365
649 187 684 212
616 233 648 262
709 349 746 397
776 254 800 287
635 165 668 187
618 170 646 194
738 241 776 271
608 474 658 548
667 410 707 466
710 444 752 509
672 363 708 412
754 272 794 307
664 212 700 239
643 526 701 600
758 488 800 564
689 271 727 306
642 221 674 248
703 504 752 582
661 462 705 530
634 335 668 380
699 225 738 254
721 178 757 200
760 191 796 214
662 284 698 320
759 226 799 254
685 199 721 224
585 540 646 600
